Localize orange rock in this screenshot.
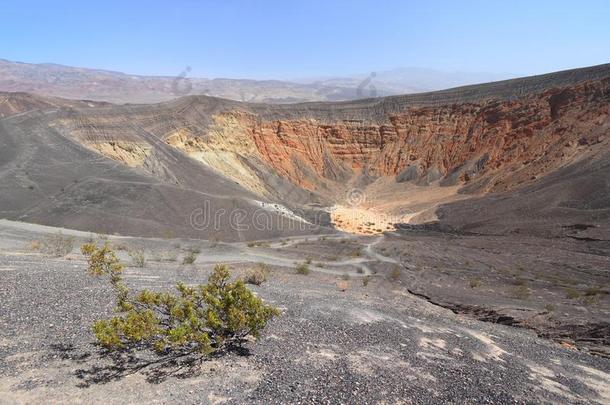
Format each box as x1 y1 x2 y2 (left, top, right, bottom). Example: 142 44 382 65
243 78 610 194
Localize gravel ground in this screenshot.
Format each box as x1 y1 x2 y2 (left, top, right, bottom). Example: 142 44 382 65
375 230 610 355
0 221 609 404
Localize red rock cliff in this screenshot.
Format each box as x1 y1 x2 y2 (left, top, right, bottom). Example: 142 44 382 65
243 78 609 192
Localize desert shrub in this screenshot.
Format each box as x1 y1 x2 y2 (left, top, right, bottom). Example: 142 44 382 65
513 277 528 286
512 285 530 300
584 286 601 296
389 268 401 281
154 251 178 262
128 248 146 268
583 295 599 306
362 276 370 287
469 279 482 288
42 232 75 257
81 243 279 354
295 263 310 275
245 264 270 286
565 288 580 299
247 241 270 248
183 250 198 265
544 303 556 312
341 273 350 281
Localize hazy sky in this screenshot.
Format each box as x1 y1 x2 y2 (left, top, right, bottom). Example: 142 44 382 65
1 0 609 80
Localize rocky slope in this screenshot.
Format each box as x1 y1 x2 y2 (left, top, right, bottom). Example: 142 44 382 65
245 77 609 192
0 92 109 118
0 107 329 241
0 63 609 239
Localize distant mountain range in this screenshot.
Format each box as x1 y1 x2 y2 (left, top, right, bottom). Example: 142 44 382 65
0 58 515 104
294 68 515 97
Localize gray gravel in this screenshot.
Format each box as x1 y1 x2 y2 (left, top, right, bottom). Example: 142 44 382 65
0 222 609 404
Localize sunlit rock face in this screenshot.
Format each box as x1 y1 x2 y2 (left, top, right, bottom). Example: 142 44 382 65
2 64 609 238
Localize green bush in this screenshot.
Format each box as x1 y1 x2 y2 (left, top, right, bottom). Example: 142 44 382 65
128 248 146 268
295 263 310 275
584 286 601 296
81 243 279 354
469 279 482 288
362 276 370 287
565 288 580 299
583 295 599 306
512 285 531 300
245 264 270 286
247 241 270 248
182 250 198 265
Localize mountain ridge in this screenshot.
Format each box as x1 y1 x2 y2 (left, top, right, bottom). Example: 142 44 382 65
1 63 608 240
0 57 527 105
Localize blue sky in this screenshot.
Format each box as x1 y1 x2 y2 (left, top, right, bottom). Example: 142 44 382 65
1 0 609 79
